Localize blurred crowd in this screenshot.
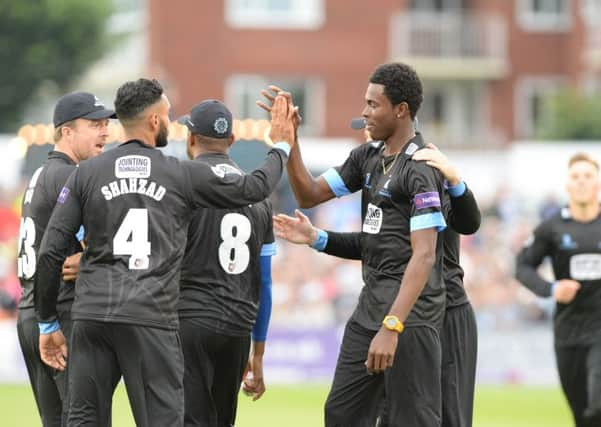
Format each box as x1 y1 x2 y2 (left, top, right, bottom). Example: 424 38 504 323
0 163 562 334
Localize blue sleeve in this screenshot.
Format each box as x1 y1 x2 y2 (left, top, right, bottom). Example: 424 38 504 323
260 242 276 257
320 168 351 197
38 320 60 334
410 212 447 232
252 255 273 342
76 225 85 242
311 229 328 251
447 181 466 198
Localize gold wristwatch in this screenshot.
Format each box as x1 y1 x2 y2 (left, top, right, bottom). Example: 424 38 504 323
382 315 404 333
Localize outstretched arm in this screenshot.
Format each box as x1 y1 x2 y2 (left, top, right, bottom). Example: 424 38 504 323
273 210 362 259
258 87 336 208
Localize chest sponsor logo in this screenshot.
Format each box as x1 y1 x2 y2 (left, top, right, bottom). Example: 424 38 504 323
115 155 151 178
211 163 242 178
362 203 383 234
570 254 601 281
560 233 577 250
413 192 440 210
57 187 70 204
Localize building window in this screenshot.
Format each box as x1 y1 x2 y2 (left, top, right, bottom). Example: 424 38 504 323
225 75 323 136
409 0 465 12
225 0 325 30
515 77 564 139
517 0 571 32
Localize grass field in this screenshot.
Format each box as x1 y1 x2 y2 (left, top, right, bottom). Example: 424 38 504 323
0 383 572 426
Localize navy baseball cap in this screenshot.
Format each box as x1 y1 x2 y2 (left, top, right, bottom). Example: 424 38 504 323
178 99 233 139
53 91 116 127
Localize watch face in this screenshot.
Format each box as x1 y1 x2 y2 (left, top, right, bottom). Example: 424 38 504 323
385 318 396 328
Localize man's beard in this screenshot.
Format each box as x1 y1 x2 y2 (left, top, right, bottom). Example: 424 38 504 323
155 120 169 147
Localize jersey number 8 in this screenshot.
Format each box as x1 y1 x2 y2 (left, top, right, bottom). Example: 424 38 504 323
219 213 251 275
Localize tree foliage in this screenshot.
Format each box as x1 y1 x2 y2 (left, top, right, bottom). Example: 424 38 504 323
0 0 112 131
536 89 601 141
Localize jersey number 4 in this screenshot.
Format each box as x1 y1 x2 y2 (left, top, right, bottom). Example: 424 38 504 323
113 209 150 270
219 213 251 275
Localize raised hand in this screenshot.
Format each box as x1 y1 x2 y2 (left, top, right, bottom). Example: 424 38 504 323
269 95 296 148
257 85 302 131
273 209 317 245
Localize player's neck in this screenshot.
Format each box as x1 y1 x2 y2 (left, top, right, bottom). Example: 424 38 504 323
383 125 415 156
54 142 80 164
569 201 600 222
123 129 156 148
197 145 228 156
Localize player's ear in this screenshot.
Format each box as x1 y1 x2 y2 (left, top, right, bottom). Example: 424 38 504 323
228 134 235 148
395 102 409 119
149 113 159 131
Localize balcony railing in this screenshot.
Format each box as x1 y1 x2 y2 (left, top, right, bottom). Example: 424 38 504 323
389 12 507 79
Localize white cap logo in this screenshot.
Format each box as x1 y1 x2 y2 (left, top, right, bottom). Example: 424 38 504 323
93 96 104 107
214 117 229 135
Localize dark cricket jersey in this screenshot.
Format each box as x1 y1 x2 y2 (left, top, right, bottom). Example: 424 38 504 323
35 139 288 330
17 151 82 311
442 184 481 308
322 183 480 309
321 134 448 331
178 152 275 336
516 208 601 345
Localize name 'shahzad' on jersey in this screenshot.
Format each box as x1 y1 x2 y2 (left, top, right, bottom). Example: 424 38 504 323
101 155 166 201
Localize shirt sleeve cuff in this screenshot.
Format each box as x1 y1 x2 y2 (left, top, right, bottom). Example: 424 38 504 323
273 142 291 157
320 168 351 197
76 225 85 242
311 229 328 251
38 320 60 335
260 243 276 257
551 281 557 298
447 181 466 198
410 212 447 232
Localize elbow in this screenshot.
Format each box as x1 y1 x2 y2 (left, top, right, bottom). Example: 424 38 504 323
297 198 319 209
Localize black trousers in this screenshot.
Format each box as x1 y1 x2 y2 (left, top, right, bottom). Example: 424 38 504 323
324 319 442 427
440 303 477 427
179 318 251 427
556 340 601 427
67 320 184 427
17 307 72 427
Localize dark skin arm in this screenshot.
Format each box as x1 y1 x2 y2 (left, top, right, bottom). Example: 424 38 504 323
257 86 335 208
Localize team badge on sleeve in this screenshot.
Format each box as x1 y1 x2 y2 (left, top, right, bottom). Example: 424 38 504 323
57 187 70 204
414 192 441 210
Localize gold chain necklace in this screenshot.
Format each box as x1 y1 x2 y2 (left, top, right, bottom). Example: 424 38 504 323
381 151 400 175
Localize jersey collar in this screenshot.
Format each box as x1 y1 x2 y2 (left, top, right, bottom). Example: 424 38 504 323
48 150 77 165
119 139 154 149
402 132 425 157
